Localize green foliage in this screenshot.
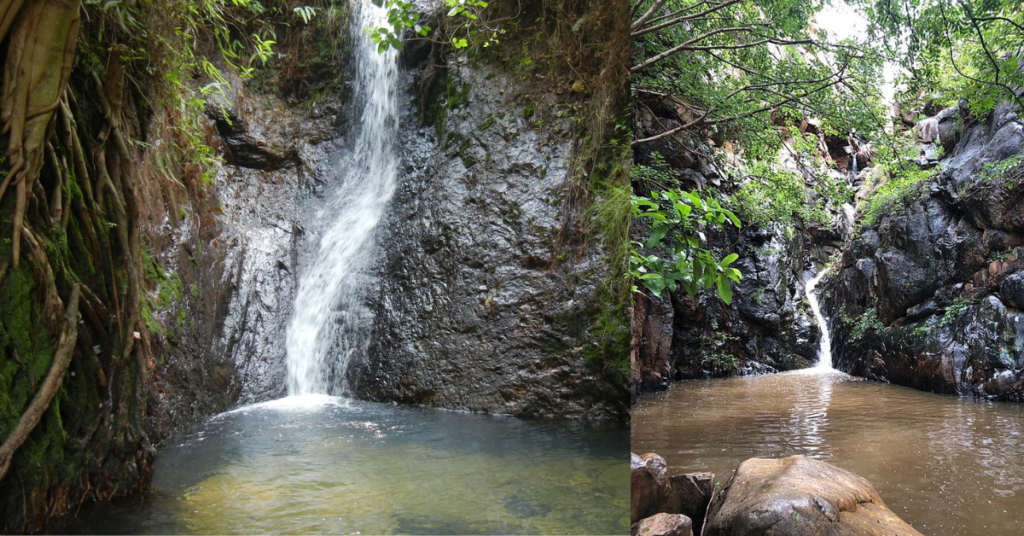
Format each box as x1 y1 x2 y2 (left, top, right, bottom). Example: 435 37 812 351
293 5 318 24
941 296 973 326
700 331 740 372
367 0 431 52
732 161 808 229
861 168 931 227
701 350 739 372
989 250 1010 262
87 0 323 188
849 307 884 342
632 152 677 188
631 190 742 302
632 0 889 156
859 140 934 227
854 0 1024 119
368 0 496 52
978 152 1024 189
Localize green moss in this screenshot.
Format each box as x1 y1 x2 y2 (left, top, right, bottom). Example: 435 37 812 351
501 199 523 222
0 196 73 511
446 78 471 110
141 247 185 337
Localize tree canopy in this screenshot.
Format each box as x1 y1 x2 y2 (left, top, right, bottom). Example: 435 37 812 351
632 0 889 155
853 0 1024 117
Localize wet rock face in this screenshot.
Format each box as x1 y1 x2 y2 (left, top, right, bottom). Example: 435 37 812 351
631 101 841 399
631 293 675 397
704 456 922 536
140 78 346 432
350 57 625 418
212 91 342 405
211 106 302 171
631 214 822 400
825 101 1024 400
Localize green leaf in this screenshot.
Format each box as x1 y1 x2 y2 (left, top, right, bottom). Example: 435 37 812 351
646 225 669 249
717 278 733 305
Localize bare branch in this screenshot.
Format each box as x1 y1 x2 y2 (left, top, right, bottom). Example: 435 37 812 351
633 66 849 146
632 0 669 33
632 26 758 72
973 15 1024 35
632 0 744 38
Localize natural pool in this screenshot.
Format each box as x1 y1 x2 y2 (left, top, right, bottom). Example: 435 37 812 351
71 396 629 535
632 370 1024 535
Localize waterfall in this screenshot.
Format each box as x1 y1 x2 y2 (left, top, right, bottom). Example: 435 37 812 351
851 151 858 181
284 1 400 396
805 268 833 370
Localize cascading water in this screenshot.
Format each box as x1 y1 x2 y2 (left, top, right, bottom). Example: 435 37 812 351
805 268 833 370
284 1 399 396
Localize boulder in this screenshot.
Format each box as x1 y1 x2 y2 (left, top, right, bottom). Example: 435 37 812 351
631 513 693 536
632 452 714 528
1001 272 1024 310
632 452 671 523
704 456 921 536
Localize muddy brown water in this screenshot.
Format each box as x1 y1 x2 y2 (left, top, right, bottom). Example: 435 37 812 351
632 370 1024 535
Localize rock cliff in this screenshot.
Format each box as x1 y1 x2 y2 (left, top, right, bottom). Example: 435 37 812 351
824 101 1024 399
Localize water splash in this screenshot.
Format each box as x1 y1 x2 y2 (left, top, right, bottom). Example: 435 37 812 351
285 1 400 396
805 268 833 370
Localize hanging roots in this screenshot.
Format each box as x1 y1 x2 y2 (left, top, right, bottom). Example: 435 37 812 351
0 0 81 267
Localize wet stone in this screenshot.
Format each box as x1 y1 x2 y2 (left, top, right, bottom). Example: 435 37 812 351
631 513 693 536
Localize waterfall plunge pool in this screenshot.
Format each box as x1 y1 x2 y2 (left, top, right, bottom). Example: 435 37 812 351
632 370 1024 535
71 397 629 534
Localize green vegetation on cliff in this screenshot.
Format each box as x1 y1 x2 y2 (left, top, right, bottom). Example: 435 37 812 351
0 0 349 531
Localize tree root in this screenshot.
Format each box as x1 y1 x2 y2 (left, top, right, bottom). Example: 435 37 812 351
0 0 27 46
45 142 62 223
20 224 61 322
0 283 81 482
78 282 110 343
1 0 81 267
59 96 95 209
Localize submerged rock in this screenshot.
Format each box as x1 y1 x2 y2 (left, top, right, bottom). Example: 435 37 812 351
631 513 693 536
704 456 921 536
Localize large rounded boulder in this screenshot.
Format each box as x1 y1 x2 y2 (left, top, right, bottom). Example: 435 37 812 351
704 456 921 536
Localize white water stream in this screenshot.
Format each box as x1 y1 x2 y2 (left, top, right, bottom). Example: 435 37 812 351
284 1 399 396
805 268 833 370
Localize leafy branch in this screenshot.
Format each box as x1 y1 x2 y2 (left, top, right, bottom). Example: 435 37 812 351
367 0 499 52
631 190 742 303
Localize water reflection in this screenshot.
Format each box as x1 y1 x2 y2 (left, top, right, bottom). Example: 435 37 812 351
633 371 1024 535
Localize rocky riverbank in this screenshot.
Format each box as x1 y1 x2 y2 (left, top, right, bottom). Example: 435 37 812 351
631 452 921 536
824 101 1024 400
